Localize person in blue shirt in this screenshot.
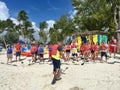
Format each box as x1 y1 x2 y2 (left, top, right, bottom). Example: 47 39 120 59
38 42 44 63
6 44 13 64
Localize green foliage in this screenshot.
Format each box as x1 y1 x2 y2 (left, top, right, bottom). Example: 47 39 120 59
38 21 48 44
71 0 119 38
4 31 19 45
17 10 28 21
49 14 76 43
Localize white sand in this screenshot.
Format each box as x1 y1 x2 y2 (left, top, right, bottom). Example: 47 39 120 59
0 53 120 90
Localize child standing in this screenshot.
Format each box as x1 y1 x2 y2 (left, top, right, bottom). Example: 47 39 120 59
38 42 44 63
30 42 38 62
48 42 53 61
7 44 13 64
100 41 108 62
94 42 99 61
65 42 71 61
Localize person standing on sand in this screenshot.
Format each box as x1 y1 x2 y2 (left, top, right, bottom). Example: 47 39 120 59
94 42 100 61
109 36 117 58
100 41 108 62
48 42 53 61
71 39 78 61
6 44 13 64
14 41 22 62
30 42 38 62
51 41 66 84
37 42 44 63
65 42 71 62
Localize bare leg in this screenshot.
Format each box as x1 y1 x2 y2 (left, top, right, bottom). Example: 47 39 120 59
7 58 9 64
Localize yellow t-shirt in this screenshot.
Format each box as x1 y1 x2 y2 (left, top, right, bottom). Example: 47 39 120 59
52 50 61 60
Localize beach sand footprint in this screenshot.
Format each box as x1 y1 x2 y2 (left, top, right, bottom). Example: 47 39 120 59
69 86 83 90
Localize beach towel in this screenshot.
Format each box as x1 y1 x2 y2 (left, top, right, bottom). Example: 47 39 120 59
81 36 87 43
77 36 82 50
102 35 108 43
93 35 98 44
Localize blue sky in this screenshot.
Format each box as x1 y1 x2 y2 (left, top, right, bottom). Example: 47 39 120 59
1 0 74 26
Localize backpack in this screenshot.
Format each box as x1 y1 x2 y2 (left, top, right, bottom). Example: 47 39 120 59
38 46 44 53
7 47 12 54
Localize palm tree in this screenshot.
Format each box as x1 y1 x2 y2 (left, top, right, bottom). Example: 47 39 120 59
55 14 76 43
17 10 28 22
17 10 29 42
39 21 47 31
39 21 48 43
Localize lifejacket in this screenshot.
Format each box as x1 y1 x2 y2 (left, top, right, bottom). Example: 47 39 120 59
94 45 99 51
15 44 22 52
66 45 71 50
7 47 12 54
38 46 44 53
52 44 59 55
101 44 107 50
71 43 77 48
110 39 116 45
80 45 84 51
30 46 37 53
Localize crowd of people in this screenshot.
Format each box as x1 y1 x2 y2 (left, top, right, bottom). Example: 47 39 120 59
5 36 118 84
6 36 118 64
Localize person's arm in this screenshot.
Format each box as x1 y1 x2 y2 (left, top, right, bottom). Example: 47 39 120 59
58 46 67 61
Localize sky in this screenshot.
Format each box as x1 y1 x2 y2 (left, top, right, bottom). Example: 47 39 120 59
0 0 74 26
0 0 74 41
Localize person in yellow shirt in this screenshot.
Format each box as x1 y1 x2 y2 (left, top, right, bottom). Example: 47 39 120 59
51 41 66 84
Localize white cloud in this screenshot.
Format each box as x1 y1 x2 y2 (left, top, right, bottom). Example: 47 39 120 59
46 20 55 30
0 1 56 42
69 10 78 19
10 18 19 25
32 22 40 41
0 1 9 20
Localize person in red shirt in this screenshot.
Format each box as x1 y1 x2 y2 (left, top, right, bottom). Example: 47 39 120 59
30 41 38 62
109 36 117 58
80 42 85 59
94 42 100 61
65 42 71 61
91 42 95 60
14 41 22 61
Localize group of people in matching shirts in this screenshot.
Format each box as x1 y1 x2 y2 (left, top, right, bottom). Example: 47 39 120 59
65 36 118 62
6 36 118 64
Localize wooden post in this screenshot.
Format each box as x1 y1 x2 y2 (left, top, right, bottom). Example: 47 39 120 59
116 30 120 53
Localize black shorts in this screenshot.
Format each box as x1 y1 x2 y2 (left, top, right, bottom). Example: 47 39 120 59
52 57 60 72
72 53 78 57
38 54 43 57
16 52 21 56
101 52 107 58
66 50 70 53
91 50 94 53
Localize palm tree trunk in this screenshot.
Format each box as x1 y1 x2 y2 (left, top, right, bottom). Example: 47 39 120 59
2 35 7 49
117 7 120 53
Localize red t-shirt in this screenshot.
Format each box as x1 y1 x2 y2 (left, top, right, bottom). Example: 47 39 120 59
14 43 22 52
66 44 71 50
30 45 38 53
94 45 99 51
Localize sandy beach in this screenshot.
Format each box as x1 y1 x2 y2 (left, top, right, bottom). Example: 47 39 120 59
0 53 120 90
